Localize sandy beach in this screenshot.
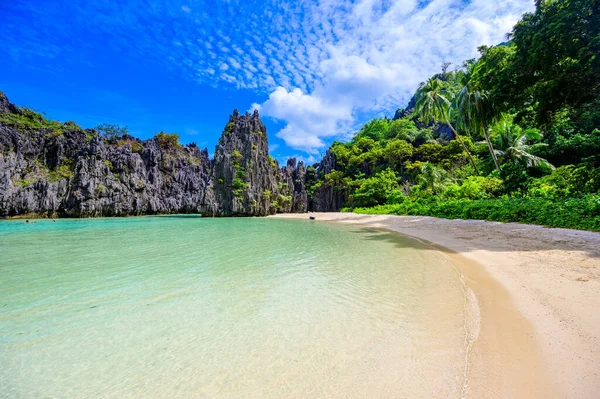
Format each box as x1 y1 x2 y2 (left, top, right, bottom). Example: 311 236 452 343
271 213 600 398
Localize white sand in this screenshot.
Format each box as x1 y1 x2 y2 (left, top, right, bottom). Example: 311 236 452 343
271 213 600 398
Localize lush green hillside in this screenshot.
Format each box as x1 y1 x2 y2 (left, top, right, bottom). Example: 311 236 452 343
309 0 600 231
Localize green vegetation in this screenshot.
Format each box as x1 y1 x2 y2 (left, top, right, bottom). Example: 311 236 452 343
47 164 74 182
63 121 81 130
85 131 98 142
14 178 37 188
96 124 128 139
353 197 600 232
277 194 292 208
268 155 278 170
230 149 249 198
117 138 144 153
232 150 243 163
224 122 236 135
232 178 247 190
154 132 181 149
0 107 66 135
316 0 600 231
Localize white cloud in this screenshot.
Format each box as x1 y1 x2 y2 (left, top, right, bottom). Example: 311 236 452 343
258 87 353 153
4 0 534 154
228 57 241 69
249 102 261 113
251 0 534 152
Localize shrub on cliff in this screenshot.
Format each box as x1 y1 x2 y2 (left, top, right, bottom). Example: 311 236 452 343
97 124 128 139
154 132 181 149
0 106 64 134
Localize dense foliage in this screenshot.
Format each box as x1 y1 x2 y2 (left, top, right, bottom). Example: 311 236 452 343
352 196 600 232
310 0 600 231
0 106 80 136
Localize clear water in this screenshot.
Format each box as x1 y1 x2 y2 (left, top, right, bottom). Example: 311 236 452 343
0 217 474 398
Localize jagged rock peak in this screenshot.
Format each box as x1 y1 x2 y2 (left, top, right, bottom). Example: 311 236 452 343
0 96 309 218
0 91 19 114
212 109 276 216
0 93 217 217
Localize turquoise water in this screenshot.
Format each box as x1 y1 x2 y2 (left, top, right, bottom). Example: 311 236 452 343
0 217 473 398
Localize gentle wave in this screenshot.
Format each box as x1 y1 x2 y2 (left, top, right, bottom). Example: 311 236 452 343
0 217 472 398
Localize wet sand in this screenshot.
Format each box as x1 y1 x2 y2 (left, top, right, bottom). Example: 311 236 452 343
271 213 600 398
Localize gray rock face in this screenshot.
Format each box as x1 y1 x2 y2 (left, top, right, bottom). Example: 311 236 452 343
0 126 216 217
211 110 309 216
288 159 308 213
393 94 417 120
0 94 308 217
311 149 346 212
212 110 279 216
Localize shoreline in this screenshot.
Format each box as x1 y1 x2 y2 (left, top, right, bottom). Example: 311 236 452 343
271 212 600 398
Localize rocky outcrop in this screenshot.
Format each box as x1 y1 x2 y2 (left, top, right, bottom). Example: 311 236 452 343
0 127 217 217
280 158 308 213
212 110 280 216
0 93 307 218
0 92 19 114
393 94 417 120
311 149 346 212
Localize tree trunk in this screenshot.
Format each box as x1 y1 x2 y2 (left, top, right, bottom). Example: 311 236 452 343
445 121 480 175
482 123 502 174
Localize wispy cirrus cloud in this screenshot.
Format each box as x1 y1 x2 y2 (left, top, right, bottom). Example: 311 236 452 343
0 0 535 154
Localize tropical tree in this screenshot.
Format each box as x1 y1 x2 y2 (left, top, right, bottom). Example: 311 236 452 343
383 139 413 171
97 123 128 139
414 78 480 174
418 162 451 195
509 0 600 124
490 119 554 169
351 168 401 207
454 83 502 174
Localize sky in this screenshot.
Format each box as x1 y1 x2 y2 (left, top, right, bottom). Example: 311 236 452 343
0 0 534 164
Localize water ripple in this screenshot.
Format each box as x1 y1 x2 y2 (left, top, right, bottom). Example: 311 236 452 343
0 217 470 398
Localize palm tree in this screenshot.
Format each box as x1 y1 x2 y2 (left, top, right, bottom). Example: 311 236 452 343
454 85 502 175
490 119 554 169
414 78 480 174
418 162 451 195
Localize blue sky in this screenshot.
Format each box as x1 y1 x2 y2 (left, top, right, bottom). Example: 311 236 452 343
0 0 533 164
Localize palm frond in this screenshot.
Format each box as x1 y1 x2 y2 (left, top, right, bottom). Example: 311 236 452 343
506 147 555 169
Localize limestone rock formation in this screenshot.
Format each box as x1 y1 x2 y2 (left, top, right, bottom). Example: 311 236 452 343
0 123 216 217
212 110 279 216
311 149 346 212
287 158 308 213
0 93 308 218
211 110 309 216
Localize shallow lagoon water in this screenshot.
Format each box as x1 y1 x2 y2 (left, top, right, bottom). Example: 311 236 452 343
0 216 475 398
